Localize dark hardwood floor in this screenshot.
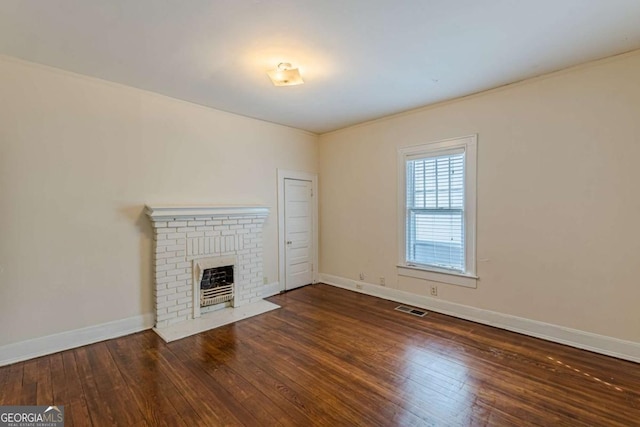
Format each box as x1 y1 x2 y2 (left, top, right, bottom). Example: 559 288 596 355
1 284 639 426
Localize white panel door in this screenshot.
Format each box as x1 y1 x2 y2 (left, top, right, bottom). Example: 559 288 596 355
284 178 313 290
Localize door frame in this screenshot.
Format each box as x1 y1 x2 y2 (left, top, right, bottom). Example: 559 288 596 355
277 169 319 292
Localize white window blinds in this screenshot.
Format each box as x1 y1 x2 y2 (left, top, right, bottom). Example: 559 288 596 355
406 150 465 271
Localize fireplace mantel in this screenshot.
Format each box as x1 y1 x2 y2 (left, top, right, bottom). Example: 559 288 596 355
145 205 269 221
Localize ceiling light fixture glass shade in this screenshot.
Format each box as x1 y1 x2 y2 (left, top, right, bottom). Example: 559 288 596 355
267 62 304 86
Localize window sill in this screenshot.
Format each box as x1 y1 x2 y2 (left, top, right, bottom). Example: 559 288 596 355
397 264 478 288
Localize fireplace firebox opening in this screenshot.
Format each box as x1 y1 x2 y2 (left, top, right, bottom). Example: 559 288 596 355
200 265 234 307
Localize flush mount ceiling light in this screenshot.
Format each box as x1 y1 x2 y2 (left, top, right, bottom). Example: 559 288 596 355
267 62 304 86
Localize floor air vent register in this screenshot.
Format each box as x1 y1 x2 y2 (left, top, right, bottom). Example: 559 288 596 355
394 305 428 317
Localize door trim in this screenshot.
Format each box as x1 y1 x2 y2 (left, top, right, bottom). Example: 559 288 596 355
277 169 319 292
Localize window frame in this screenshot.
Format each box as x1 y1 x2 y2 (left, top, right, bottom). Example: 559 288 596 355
397 135 478 288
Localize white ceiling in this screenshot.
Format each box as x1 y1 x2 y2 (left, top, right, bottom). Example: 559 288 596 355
2 1 640 134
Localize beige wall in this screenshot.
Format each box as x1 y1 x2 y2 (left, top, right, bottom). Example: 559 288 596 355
0 56 318 346
319 51 640 343
3 50 639 351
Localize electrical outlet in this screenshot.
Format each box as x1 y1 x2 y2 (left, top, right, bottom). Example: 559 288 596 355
263 276 268 285
430 285 438 296
380 277 386 286
359 272 365 281
356 283 364 290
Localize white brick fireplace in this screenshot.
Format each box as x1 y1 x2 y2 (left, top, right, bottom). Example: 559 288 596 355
145 205 272 331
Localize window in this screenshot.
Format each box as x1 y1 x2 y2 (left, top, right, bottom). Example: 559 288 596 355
406 151 465 270
397 135 477 288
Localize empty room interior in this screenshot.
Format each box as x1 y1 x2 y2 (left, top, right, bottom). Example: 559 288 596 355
1 1 640 425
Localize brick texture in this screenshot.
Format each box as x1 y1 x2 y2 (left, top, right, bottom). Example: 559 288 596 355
149 213 268 328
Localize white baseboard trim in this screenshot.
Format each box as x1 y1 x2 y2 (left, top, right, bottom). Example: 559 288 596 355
262 282 282 298
319 273 640 363
0 313 154 367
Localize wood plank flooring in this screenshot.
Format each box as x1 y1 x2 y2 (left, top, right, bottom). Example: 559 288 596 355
1 284 639 426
